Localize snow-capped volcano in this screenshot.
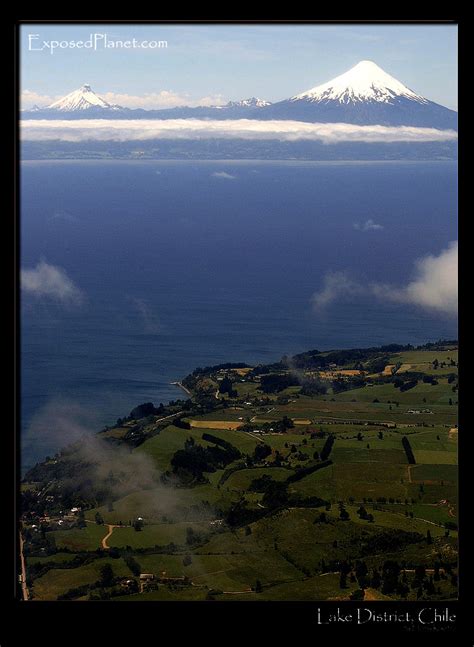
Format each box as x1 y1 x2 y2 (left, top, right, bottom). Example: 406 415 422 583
225 97 272 108
263 60 457 129
291 60 427 105
47 84 122 111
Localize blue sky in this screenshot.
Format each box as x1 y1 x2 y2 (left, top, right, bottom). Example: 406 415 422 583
20 24 458 110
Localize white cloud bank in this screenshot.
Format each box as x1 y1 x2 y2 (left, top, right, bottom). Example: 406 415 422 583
312 241 458 316
21 260 84 305
20 118 458 144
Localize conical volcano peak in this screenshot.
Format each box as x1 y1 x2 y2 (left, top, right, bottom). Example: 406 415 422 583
352 60 383 70
291 60 428 105
47 84 121 111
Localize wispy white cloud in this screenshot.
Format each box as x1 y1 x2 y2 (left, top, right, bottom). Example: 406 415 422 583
20 118 458 144
20 89 60 109
354 219 384 231
21 260 84 305
211 171 237 180
312 241 458 316
128 297 162 334
311 271 363 311
102 91 226 109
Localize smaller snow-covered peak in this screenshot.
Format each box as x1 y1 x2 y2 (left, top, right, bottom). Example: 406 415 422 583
292 60 428 105
226 97 272 108
47 85 121 111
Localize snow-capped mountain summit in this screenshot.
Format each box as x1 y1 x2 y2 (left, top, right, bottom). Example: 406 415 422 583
225 97 272 108
264 60 457 129
47 84 122 111
291 60 427 105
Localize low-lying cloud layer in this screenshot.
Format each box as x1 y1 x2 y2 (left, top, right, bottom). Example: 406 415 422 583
20 118 458 144
312 241 458 316
21 260 84 305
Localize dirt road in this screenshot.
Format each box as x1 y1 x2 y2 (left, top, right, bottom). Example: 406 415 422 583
19 532 29 601
101 524 121 549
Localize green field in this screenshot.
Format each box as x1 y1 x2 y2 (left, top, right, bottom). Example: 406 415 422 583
107 522 211 548
27 552 78 566
47 524 107 551
31 557 130 600
22 344 458 601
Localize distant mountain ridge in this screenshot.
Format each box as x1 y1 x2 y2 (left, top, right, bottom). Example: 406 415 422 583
21 61 457 130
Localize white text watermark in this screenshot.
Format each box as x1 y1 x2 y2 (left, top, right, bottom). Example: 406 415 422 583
28 33 168 54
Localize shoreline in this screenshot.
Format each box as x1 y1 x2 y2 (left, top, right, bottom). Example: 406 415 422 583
170 381 192 397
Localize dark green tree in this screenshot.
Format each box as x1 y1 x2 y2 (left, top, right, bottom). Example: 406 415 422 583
98 563 114 588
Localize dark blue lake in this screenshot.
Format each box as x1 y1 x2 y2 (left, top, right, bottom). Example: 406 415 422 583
20 160 457 468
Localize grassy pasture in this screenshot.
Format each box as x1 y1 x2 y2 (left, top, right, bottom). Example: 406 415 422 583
27 552 78 565
188 420 243 430
224 467 291 491
31 557 130 600
89 482 239 525
414 450 457 465
107 522 211 549
411 464 458 483
47 524 107 551
389 350 458 365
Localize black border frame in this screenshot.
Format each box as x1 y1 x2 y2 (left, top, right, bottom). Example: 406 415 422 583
8 14 465 644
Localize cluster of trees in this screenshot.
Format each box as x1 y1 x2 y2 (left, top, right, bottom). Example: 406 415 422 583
356 506 374 522
290 348 361 370
218 376 238 398
394 378 418 392
402 436 416 464
320 434 335 461
331 376 366 394
248 473 276 493
173 417 191 430
259 373 300 394
336 557 455 599
359 529 425 556
252 444 272 463
123 554 141 576
225 498 267 527
170 436 241 484
300 377 328 396
286 460 333 484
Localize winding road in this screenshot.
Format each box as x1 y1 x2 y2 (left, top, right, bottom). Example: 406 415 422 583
101 524 120 549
